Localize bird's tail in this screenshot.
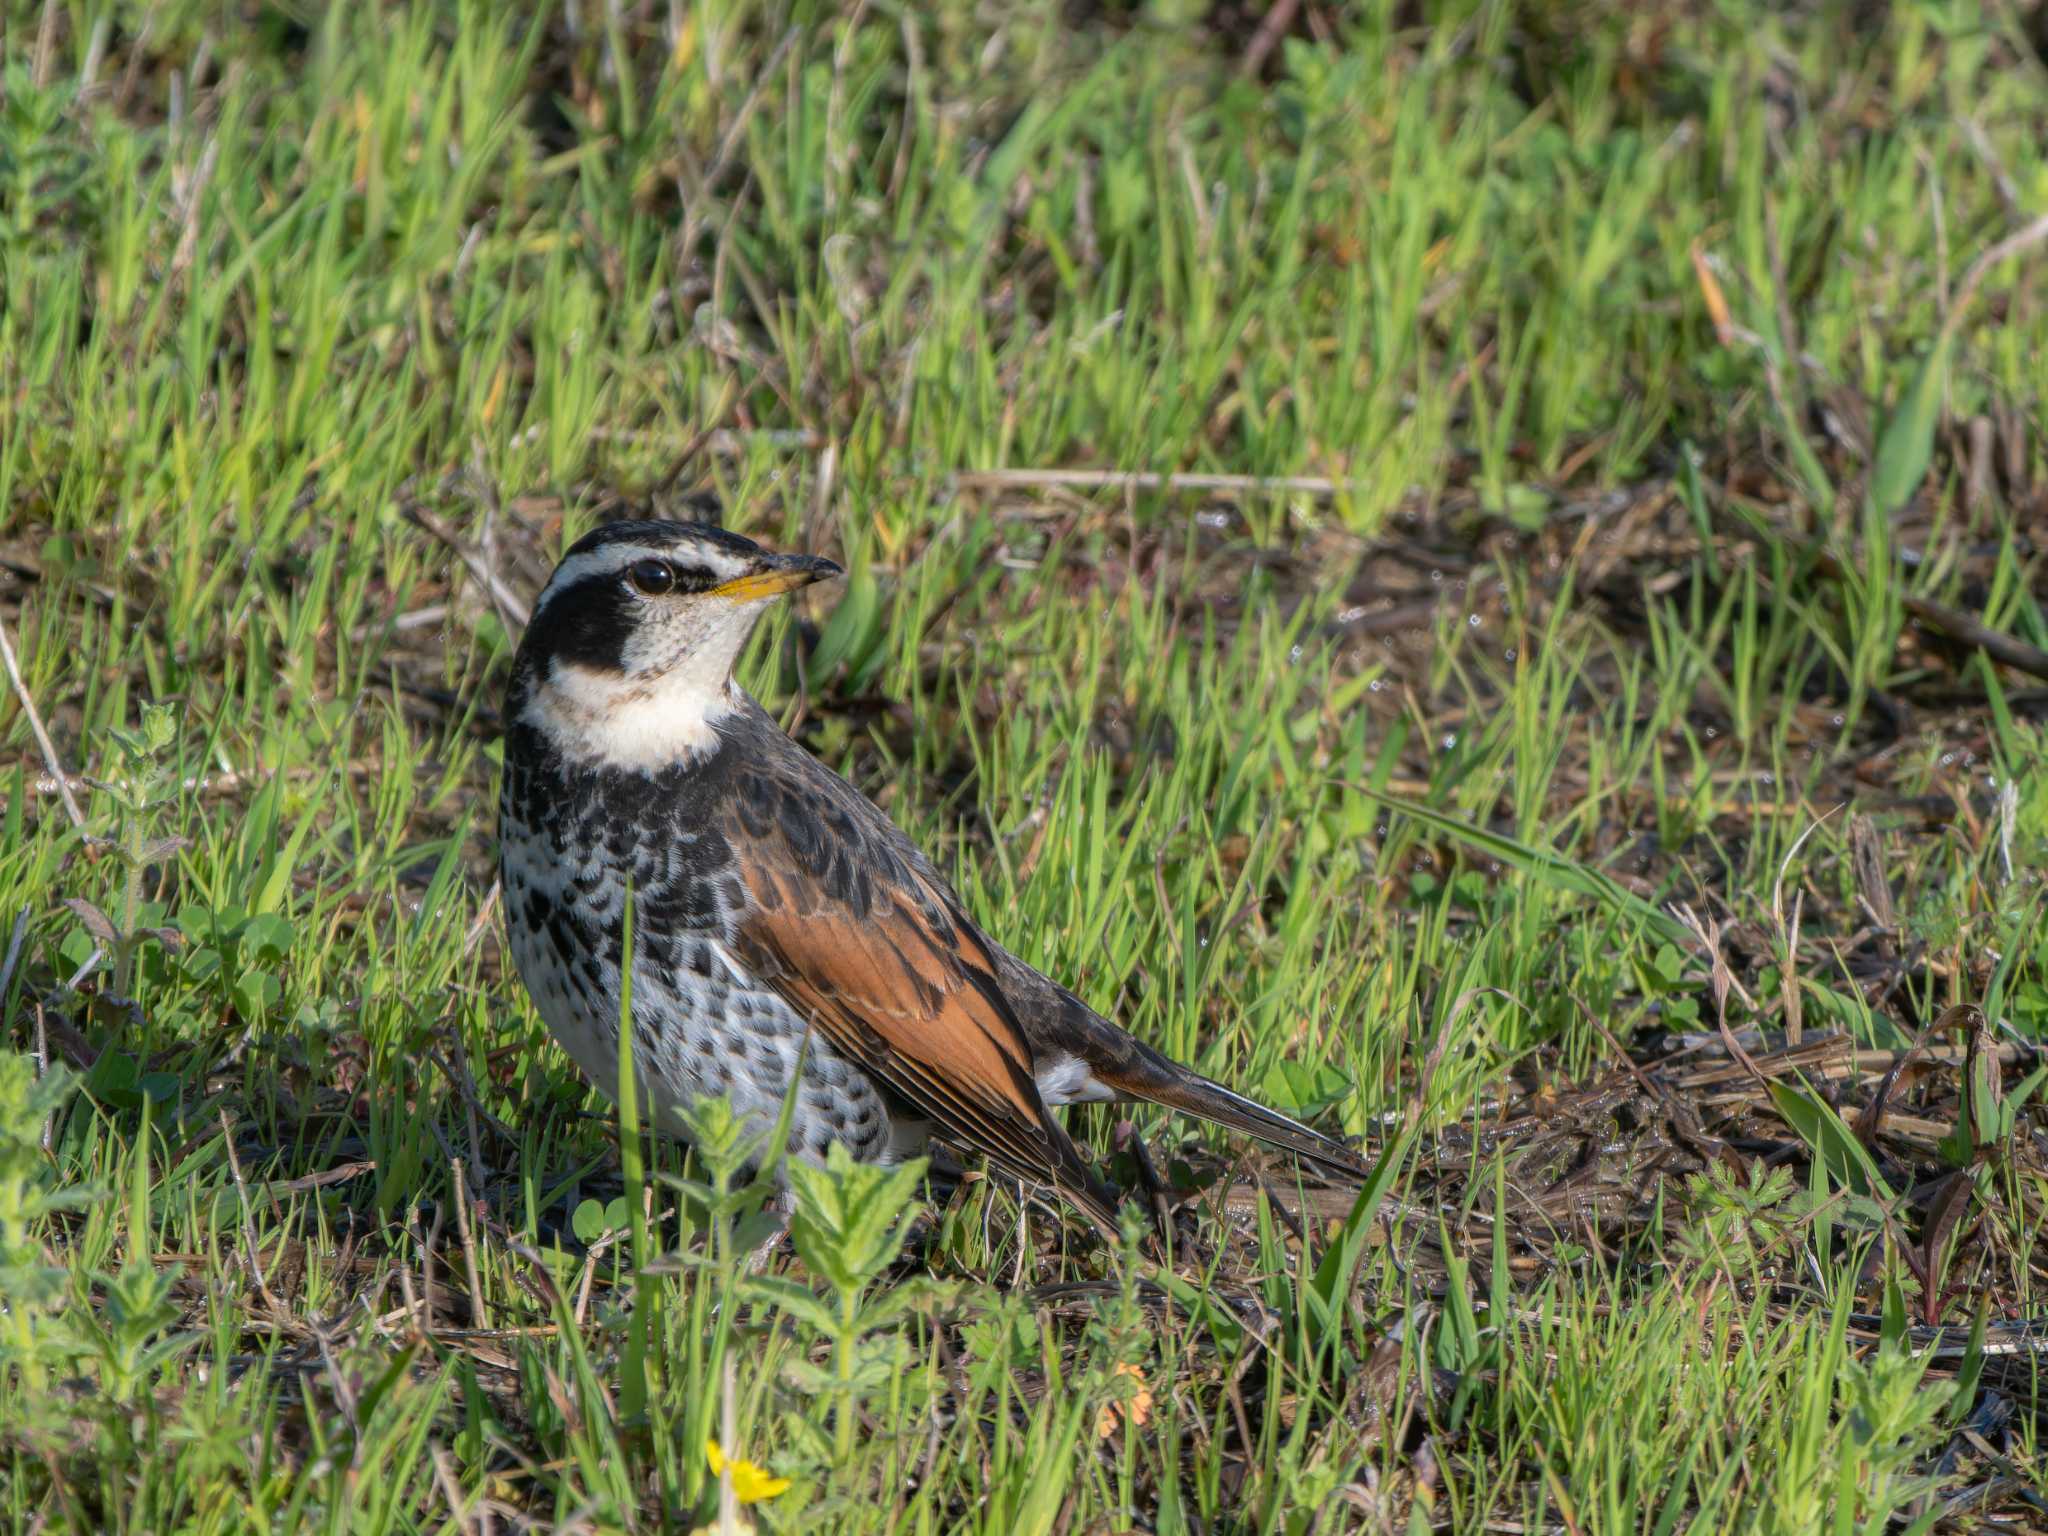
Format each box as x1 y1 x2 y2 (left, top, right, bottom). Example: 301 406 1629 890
1091 1041 1375 1184
982 938 1373 1188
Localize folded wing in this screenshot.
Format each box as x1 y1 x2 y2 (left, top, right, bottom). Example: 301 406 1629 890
716 734 1119 1232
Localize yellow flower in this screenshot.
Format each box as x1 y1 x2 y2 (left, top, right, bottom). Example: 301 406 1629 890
705 1439 791 1504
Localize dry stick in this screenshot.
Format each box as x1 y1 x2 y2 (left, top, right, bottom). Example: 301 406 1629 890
709 25 801 179
1945 211 2048 336
220 1109 284 1315
1770 810 1838 1048
262 1159 375 1197
402 501 532 629
1238 0 1301 78
169 136 220 284
428 1045 524 1152
78 13 109 92
1219 1181 1362 1223
460 877 502 958
431 1442 479 1536
32 0 59 87
0 614 85 829
1900 584 2048 683
451 1159 488 1333
422 1196 447 1332
952 467 1366 498
1806 546 2048 684
1729 476 2048 686
310 1319 362 1433
470 448 521 640
25 762 382 802
584 430 1369 502
1672 903 1772 1094
1244 1169 1309 1243
448 1022 491 1201
399 1206 430 1339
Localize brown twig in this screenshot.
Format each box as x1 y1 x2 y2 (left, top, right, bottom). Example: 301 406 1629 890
1220 1182 1364 1223
169 136 221 284
221 1109 284 1315
1672 903 1771 1092
402 499 532 630
1944 212 2048 337
0 614 85 828
1238 0 1300 78
953 467 1366 498
1807 547 2048 683
262 1160 377 1198
397 1209 428 1338
451 1159 488 1333
432 1442 479 1536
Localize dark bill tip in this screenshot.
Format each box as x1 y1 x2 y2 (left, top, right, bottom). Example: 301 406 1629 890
706 550 844 601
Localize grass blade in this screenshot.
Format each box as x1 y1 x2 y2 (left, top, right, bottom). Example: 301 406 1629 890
1351 787 1691 946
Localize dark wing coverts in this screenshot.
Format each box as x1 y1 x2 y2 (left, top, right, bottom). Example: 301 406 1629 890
714 712 1118 1230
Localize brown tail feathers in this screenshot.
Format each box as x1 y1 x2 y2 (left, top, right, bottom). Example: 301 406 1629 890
1087 1041 1375 1183
986 938 1373 1183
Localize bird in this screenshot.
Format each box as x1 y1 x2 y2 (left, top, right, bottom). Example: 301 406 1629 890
497 515 1371 1234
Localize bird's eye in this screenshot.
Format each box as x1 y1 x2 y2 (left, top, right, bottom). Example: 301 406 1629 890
626 559 676 596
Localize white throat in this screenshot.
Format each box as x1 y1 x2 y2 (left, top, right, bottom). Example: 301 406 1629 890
520 598 769 773
522 661 738 772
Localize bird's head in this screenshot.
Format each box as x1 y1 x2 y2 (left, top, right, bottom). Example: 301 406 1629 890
508 518 841 770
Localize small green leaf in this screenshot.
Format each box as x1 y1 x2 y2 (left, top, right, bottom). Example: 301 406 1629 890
88 1051 141 1101
1493 482 1551 531
745 1274 842 1335
1880 1271 1907 1347
232 972 280 1021
240 913 295 964
1869 334 1952 518
1768 1079 1894 1202
1258 1059 1352 1117
788 1143 926 1295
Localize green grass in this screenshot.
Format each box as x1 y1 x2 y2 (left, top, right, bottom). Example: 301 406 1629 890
3 0 2048 1529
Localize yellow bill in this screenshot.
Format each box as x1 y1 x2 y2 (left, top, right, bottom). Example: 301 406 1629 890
705 568 818 601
